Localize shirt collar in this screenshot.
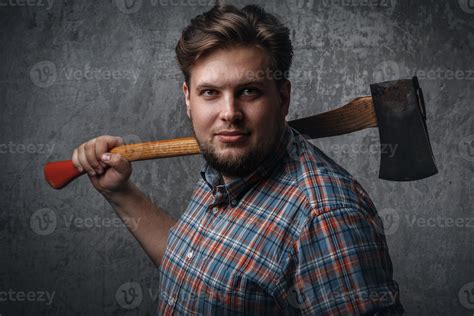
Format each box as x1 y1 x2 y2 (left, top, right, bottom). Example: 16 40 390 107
200 123 293 207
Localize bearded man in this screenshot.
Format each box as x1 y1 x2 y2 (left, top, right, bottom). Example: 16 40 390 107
72 3 404 315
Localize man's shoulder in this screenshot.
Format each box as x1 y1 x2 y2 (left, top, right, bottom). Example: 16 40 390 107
280 129 377 217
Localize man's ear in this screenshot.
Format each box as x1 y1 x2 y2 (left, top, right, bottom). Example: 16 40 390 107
278 80 291 119
182 81 191 118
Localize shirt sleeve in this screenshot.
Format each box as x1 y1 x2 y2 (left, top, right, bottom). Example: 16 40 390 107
281 207 404 315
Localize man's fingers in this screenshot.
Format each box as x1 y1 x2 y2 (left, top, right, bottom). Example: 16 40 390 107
100 135 125 149
101 153 130 175
77 144 94 175
97 136 124 171
72 148 83 172
84 138 102 174
72 135 126 176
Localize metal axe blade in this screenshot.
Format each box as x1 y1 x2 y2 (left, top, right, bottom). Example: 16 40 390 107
370 76 438 181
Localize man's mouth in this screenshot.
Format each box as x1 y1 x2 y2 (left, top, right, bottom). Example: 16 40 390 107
215 130 249 143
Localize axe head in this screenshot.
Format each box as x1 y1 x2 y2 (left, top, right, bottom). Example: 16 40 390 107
370 76 438 181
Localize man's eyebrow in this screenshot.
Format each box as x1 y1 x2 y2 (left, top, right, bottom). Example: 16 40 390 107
195 83 223 90
195 80 266 91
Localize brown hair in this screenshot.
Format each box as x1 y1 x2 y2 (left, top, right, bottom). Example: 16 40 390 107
175 3 293 86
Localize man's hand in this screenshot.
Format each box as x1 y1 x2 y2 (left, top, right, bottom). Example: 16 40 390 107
70 135 177 266
71 135 132 194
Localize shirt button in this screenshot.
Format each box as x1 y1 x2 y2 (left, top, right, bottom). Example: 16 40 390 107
168 296 176 305
212 207 218 214
231 199 237 206
186 251 194 259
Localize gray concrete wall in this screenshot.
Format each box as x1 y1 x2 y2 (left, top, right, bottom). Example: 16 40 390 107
0 0 472 314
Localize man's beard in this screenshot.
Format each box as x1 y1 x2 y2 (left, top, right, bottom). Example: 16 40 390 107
191 120 284 178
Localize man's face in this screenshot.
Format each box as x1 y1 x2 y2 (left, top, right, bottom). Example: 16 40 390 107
183 46 291 179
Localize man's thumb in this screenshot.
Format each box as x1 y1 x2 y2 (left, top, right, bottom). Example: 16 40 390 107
101 153 130 174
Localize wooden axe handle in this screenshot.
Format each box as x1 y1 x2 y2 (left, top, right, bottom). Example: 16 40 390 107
110 137 200 161
287 96 377 138
44 96 376 189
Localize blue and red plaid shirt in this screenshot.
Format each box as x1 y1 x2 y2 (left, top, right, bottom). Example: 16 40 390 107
157 123 404 315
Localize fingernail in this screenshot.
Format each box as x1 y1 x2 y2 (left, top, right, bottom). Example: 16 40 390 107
89 171 96 176
102 153 111 161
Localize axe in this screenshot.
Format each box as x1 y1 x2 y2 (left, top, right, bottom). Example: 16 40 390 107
44 76 438 190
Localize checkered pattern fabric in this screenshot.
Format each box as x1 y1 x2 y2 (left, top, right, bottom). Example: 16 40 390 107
157 124 403 315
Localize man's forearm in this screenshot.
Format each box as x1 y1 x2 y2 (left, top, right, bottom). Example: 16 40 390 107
101 181 177 266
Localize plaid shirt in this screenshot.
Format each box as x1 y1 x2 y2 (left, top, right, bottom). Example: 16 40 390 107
157 124 404 315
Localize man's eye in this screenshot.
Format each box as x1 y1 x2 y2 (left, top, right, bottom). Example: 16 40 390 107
240 88 260 96
201 89 217 97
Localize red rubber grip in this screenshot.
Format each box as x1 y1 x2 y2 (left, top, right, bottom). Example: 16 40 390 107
44 160 84 190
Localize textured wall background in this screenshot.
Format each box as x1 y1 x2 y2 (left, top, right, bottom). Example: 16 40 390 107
0 0 473 314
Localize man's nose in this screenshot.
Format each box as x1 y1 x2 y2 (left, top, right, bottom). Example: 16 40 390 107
220 94 243 123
